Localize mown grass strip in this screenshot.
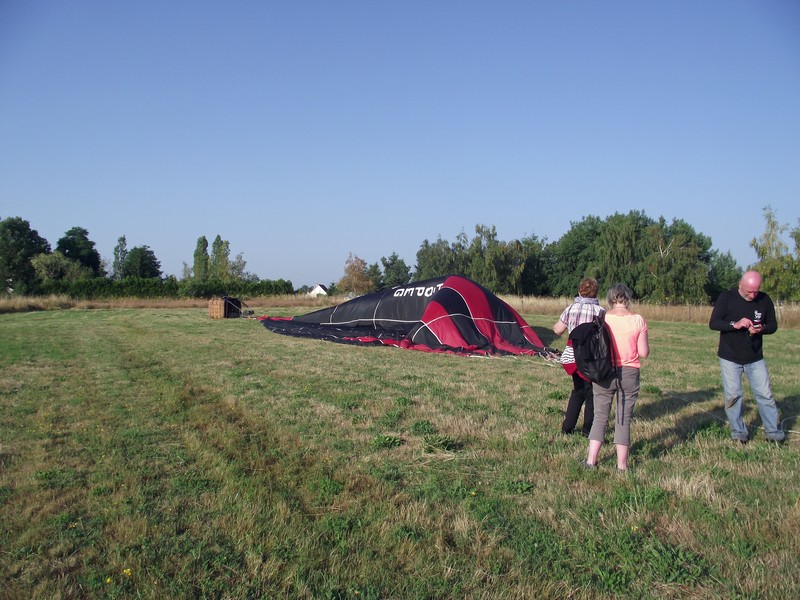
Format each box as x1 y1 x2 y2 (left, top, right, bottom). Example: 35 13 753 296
1 307 798 598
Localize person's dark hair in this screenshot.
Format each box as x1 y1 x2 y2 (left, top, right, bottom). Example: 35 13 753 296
607 283 634 307
578 277 598 299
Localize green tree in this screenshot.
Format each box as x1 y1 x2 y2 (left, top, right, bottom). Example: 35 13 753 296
790 217 800 298
122 246 162 279
706 250 742 301
791 219 800 258
593 211 654 297
55 226 104 276
750 205 788 261
338 253 373 295
414 237 460 281
639 218 712 304
495 238 528 295
381 252 411 288
196 234 255 284
408 215 733 301
460 224 531 293
750 206 799 301
518 234 548 295
112 236 128 281
228 252 258 282
545 216 604 297
31 251 94 283
366 262 383 290
463 224 505 292
546 211 718 303
193 236 210 282
414 227 534 293
209 235 230 281
0 216 51 294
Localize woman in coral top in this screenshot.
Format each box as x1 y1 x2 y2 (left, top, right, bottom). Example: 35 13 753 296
583 283 649 471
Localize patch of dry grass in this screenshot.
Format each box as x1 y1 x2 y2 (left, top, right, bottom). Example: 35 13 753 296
3 292 799 327
0 293 339 314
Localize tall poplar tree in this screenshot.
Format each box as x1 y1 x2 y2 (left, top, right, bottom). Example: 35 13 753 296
209 235 230 281
112 236 128 281
193 236 209 282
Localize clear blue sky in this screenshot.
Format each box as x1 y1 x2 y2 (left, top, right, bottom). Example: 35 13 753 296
2 1 799 288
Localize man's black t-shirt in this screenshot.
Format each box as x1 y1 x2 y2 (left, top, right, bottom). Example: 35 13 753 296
709 288 777 364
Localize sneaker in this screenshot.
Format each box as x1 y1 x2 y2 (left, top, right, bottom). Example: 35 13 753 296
579 460 596 470
734 438 748 446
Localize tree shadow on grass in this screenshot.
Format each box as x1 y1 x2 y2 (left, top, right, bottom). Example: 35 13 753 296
635 388 719 422
779 394 799 435
632 388 727 459
633 389 800 458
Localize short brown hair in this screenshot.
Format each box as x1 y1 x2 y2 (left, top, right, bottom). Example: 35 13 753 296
578 277 598 299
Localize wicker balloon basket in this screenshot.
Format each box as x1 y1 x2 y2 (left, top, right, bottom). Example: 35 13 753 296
208 296 243 319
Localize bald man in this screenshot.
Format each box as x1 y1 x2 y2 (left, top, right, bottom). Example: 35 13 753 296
709 271 785 444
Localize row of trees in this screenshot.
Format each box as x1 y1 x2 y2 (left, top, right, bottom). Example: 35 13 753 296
2 208 798 302
335 208 799 304
0 220 164 293
0 218 292 298
410 215 733 303
189 235 254 283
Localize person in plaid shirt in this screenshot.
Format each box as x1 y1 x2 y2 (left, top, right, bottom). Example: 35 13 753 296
553 277 604 436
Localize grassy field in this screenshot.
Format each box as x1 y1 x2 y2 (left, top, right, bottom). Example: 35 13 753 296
1 303 799 599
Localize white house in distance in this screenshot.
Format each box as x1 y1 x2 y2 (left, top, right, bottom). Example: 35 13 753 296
306 284 329 298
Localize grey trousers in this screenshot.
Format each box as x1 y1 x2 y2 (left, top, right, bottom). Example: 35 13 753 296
589 367 640 446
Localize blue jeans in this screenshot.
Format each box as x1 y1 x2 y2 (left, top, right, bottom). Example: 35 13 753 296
719 358 785 441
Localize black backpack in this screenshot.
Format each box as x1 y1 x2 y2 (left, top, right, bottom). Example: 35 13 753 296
569 312 617 383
